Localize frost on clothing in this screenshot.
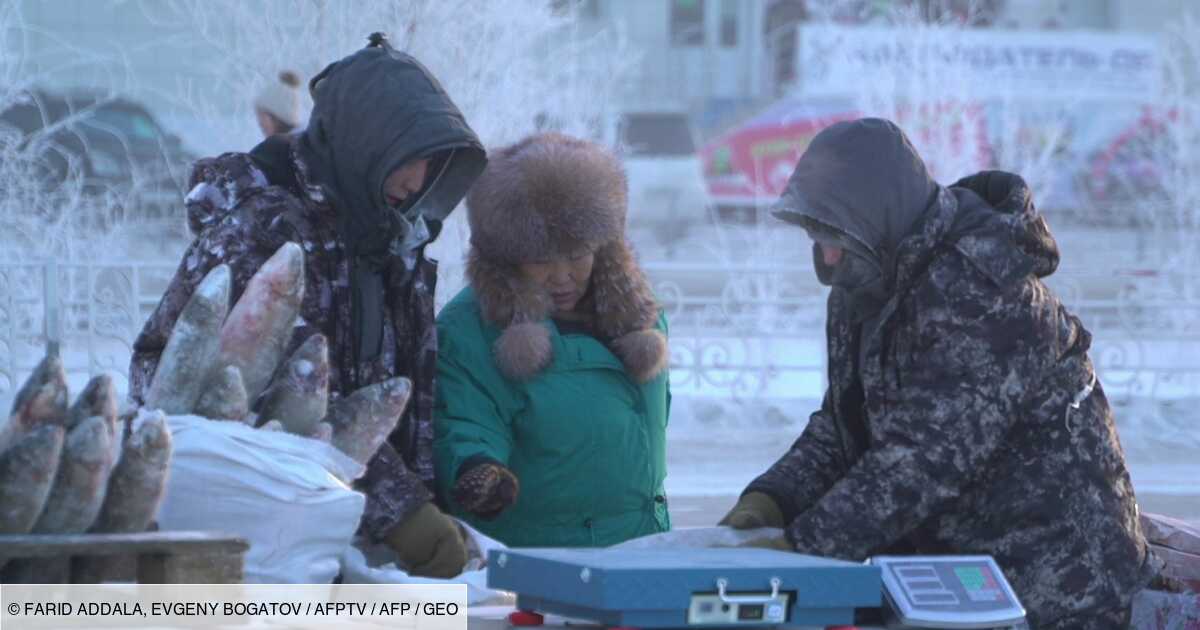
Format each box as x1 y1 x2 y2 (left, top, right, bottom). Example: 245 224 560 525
749 119 1157 629
129 140 439 541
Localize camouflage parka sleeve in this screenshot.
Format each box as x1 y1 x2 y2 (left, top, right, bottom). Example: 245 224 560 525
779 266 1028 561
129 157 302 403
745 390 853 524
130 151 436 542
746 181 1155 626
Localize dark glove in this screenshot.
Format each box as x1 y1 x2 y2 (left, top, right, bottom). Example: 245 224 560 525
718 492 785 530
452 460 519 520
383 502 468 579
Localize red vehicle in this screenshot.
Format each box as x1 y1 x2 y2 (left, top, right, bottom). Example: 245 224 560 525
701 97 859 210
701 96 990 216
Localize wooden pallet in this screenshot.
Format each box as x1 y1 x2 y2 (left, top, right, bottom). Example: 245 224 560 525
0 531 249 583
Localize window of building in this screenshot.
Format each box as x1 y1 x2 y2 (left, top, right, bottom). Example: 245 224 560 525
769 25 797 96
619 113 697 156
551 0 601 19
720 0 737 47
764 0 806 36
670 0 705 47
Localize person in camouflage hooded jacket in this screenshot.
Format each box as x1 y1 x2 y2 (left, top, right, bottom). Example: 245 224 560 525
720 118 1160 628
129 34 486 578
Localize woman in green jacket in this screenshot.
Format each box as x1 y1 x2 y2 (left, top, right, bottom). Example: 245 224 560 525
433 132 671 548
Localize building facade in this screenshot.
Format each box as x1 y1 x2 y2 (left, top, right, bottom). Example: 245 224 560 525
576 0 1189 139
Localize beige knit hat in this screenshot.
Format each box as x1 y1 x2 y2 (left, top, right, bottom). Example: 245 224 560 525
254 71 302 128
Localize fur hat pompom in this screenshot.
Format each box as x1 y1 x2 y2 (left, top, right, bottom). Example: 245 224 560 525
493 322 553 381
611 329 669 384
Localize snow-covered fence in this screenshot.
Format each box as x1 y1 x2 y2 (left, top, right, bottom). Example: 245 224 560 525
2 259 1199 443
0 259 828 404
645 261 826 402
0 259 175 400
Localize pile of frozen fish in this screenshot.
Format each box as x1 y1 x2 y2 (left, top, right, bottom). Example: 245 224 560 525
0 242 410 541
0 357 168 540
143 241 411 463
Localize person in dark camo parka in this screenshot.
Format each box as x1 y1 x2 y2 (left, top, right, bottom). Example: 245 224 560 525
130 33 487 578
720 118 1161 629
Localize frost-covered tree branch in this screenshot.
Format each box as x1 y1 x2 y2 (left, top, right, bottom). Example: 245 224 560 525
135 0 636 300
0 0 154 261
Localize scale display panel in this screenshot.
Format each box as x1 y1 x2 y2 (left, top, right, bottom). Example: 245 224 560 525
871 556 1026 629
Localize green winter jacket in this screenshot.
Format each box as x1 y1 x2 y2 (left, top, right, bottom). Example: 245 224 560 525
433 287 671 547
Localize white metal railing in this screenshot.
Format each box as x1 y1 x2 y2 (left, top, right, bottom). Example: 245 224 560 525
2 259 1198 447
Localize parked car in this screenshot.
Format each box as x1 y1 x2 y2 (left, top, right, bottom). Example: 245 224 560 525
605 110 712 254
0 88 196 224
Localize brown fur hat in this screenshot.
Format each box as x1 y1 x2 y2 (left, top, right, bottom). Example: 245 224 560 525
465 133 668 383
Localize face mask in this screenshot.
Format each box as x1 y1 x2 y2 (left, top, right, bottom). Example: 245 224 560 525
382 151 454 268
813 243 883 290
803 221 878 287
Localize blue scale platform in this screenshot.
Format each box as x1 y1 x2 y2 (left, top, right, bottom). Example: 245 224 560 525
486 547 881 628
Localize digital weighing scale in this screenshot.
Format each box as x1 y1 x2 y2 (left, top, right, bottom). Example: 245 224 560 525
871 556 1026 629
486 549 1027 630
